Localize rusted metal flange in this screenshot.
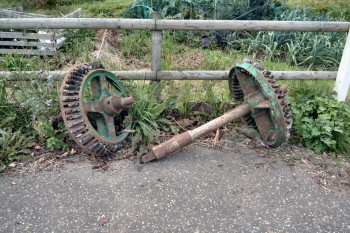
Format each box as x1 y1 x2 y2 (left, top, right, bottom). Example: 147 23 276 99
59 64 133 157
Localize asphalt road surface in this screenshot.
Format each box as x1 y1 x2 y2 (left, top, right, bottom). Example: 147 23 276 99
1 145 350 233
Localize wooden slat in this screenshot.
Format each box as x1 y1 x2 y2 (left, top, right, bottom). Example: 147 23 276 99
0 31 54 40
0 9 82 55
0 40 55 47
0 49 55 56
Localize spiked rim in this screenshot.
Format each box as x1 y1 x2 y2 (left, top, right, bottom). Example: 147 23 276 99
229 62 293 147
59 64 131 157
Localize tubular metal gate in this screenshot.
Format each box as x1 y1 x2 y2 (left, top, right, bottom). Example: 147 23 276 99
0 17 349 101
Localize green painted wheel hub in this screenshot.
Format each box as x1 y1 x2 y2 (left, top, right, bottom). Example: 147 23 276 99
80 70 131 144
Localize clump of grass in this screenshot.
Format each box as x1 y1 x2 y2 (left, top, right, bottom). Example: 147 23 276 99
287 0 350 20
0 0 101 10
124 0 271 20
0 81 33 170
135 1 345 70
14 80 68 151
0 81 32 134
201 81 231 117
235 8 346 70
84 0 131 17
13 79 60 120
34 120 68 151
125 83 178 147
0 55 41 71
0 78 69 171
0 0 132 16
60 29 96 64
173 81 193 117
120 31 151 60
0 129 32 171
202 50 242 70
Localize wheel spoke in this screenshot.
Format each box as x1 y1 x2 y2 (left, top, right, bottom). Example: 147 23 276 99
91 78 102 98
95 116 108 139
104 115 117 140
100 76 111 96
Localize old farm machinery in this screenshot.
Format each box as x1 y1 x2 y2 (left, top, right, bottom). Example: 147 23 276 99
59 61 292 162
60 64 134 157
1 16 349 162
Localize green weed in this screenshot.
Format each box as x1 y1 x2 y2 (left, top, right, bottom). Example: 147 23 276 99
202 50 242 70
124 0 271 20
84 0 131 17
0 81 32 132
125 83 178 146
0 55 41 71
237 18 345 70
13 80 60 121
173 82 193 117
60 29 96 63
34 121 67 151
120 31 151 60
290 86 350 154
287 0 350 20
0 81 33 169
0 78 67 169
0 129 32 171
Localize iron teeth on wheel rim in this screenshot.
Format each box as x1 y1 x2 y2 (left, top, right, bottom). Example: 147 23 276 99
60 64 125 157
265 71 293 136
229 62 293 143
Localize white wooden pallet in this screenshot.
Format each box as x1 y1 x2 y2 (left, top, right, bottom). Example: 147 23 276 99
0 8 81 56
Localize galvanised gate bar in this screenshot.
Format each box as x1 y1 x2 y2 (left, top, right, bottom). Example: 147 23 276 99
0 18 349 101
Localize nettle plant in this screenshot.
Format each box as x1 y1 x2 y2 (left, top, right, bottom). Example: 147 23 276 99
291 95 350 155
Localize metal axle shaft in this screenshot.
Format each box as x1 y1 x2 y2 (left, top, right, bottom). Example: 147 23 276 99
103 96 134 115
142 103 251 163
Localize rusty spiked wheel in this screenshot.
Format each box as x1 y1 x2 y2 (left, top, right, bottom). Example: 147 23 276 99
60 64 134 157
228 61 293 146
